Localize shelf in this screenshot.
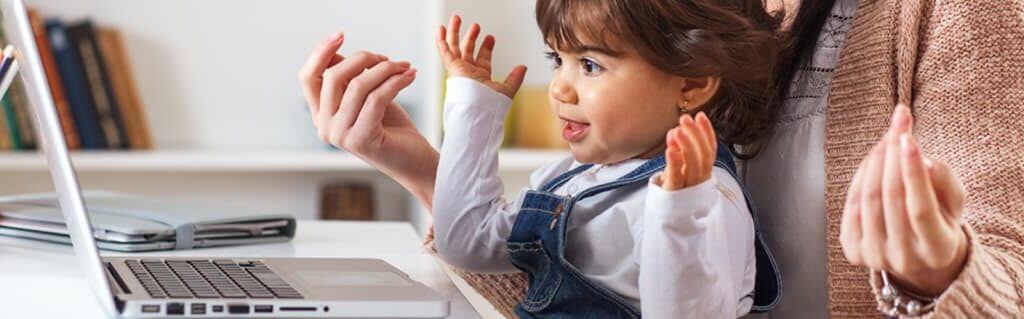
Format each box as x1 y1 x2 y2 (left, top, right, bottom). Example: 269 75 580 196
0 149 570 172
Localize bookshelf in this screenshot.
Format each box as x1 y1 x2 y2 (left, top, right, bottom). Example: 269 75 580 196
0 149 567 172
0 0 563 236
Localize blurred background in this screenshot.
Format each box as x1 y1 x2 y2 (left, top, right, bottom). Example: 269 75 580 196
0 0 571 234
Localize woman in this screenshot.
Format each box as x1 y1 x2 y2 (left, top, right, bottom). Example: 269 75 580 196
297 0 1024 317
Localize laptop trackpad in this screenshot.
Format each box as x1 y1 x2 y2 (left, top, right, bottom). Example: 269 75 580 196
296 271 412 287
267 258 442 301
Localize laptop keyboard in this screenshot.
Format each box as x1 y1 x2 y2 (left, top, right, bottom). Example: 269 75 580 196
124 259 304 299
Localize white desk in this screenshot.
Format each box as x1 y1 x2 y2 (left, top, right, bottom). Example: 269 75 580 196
0 220 480 319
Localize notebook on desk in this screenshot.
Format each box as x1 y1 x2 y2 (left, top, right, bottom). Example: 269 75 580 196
0 190 296 251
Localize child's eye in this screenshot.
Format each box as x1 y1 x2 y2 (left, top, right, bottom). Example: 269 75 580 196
544 51 562 69
580 58 604 76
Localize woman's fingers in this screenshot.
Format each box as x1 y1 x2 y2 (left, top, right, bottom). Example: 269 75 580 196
331 61 411 142
859 141 889 270
317 52 387 139
299 32 345 115
348 69 418 149
446 15 462 59
662 128 685 190
476 35 495 72
881 131 913 269
899 133 949 267
927 159 966 222
460 23 480 63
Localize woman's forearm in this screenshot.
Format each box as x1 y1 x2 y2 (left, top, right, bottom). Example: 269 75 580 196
377 146 440 211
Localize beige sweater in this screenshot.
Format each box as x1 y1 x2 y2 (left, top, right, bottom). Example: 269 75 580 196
827 0 1024 317
435 0 1024 317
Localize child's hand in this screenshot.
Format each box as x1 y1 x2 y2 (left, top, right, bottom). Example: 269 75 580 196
436 14 527 99
660 112 718 191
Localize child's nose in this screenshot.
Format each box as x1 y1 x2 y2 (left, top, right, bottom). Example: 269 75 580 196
549 75 578 105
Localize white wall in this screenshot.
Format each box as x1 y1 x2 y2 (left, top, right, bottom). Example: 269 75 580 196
443 0 553 87
26 0 437 150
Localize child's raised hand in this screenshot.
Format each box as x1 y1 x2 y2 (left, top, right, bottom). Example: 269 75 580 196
436 14 527 99
660 112 718 191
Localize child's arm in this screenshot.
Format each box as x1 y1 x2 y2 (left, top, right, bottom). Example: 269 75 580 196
430 15 529 273
640 113 756 318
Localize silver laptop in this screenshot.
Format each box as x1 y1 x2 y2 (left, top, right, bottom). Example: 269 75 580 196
0 0 449 317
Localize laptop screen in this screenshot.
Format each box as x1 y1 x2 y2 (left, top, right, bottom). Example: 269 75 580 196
0 0 119 315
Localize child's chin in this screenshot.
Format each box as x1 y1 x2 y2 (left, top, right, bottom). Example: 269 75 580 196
568 146 599 164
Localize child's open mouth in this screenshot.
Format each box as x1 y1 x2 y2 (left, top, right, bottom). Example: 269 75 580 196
561 117 590 142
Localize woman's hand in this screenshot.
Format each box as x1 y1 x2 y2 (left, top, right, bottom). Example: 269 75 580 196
436 15 527 99
298 32 439 208
660 112 717 191
840 104 969 297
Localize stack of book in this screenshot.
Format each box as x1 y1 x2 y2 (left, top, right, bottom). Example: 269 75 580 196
0 9 153 151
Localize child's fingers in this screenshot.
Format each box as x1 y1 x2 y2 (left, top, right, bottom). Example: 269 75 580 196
503 65 528 96
475 35 495 72
460 23 481 62
696 112 717 180
663 130 684 190
684 115 712 177
696 112 716 153
679 116 705 186
446 15 462 58
435 26 453 64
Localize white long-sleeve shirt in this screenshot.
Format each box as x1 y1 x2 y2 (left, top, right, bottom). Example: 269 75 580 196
432 77 757 318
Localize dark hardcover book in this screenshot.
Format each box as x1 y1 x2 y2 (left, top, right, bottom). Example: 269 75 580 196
66 20 127 149
96 27 153 149
46 20 106 149
28 8 79 149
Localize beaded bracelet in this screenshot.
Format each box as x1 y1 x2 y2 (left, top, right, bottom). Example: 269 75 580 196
877 271 937 317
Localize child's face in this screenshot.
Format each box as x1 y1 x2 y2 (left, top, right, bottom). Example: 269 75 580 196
547 45 685 164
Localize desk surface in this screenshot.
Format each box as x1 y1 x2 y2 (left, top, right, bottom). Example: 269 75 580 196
0 220 479 319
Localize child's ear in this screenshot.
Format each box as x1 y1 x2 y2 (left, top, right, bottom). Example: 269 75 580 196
677 77 721 113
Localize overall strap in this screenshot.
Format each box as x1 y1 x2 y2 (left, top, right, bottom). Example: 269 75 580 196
540 163 594 192
573 155 666 202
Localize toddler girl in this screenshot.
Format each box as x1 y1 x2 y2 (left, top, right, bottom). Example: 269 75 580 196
432 0 783 317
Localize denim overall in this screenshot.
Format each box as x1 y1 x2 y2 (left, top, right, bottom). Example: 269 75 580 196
506 143 782 318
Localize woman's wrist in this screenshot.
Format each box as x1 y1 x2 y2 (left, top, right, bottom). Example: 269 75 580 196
380 148 440 211
888 226 970 298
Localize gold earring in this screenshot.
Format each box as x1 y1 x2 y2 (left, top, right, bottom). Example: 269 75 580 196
680 101 689 113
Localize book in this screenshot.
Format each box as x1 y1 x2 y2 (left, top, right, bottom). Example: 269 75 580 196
9 80 36 149
67 20 128 149
0 95 9 149
1 93 21 149
28 8 79 150
319 183 375 221
96 27 152 149
46 20 107 149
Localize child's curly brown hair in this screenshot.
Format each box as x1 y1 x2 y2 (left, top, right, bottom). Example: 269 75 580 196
536 0 782 159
